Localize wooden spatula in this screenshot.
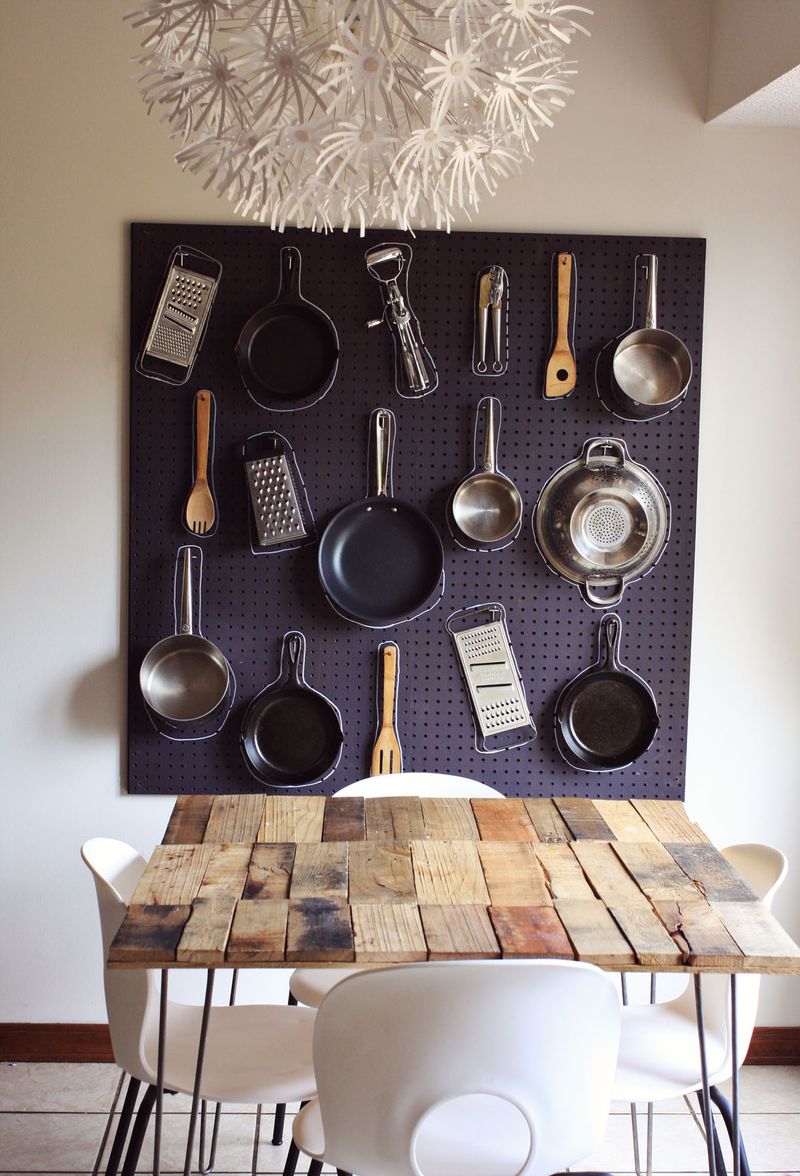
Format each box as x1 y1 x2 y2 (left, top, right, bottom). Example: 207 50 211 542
184 390 217 535
544 253 577 399
371 642 403 775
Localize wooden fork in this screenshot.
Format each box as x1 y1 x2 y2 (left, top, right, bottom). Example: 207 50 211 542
371 642 403 775
184 390 216 535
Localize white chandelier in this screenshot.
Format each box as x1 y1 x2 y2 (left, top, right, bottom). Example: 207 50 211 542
126 1 591 232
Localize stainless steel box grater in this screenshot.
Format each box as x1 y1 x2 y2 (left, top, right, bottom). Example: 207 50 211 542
245 441 308 548
447 604 536 753
143 263 218 368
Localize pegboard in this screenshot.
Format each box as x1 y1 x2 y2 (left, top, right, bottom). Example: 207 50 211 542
127 223 704 798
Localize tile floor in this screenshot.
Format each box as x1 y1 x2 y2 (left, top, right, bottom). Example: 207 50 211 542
0 1062 797 1175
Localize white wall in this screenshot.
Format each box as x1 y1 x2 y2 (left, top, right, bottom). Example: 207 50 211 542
1 1 798 1025
706 0 800 120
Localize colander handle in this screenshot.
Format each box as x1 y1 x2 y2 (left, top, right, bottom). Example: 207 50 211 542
581 578 624 608
584 438 628 469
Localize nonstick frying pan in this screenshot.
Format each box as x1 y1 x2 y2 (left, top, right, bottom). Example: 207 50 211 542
554 613 659 772
240 631 343 788
140 547 231 726
236 246 339 412
318 409 444 627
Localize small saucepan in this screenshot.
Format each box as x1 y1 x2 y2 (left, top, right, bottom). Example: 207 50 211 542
241 631 343 788
606 254 692 421
450 397 523 549
140 547 231 727
554 613 659 772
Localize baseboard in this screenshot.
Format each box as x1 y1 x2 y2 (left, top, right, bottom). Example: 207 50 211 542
1 1022 798 1065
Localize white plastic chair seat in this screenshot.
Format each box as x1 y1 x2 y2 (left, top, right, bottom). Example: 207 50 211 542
294 1093 535 1176
612 1001 727 1104
289 967 361 1008
150 1001 317 1105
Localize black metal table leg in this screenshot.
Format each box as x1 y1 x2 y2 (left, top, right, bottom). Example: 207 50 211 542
694 974 718 1176
183 969 216 1176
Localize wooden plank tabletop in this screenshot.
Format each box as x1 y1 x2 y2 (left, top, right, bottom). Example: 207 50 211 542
108 796 800 974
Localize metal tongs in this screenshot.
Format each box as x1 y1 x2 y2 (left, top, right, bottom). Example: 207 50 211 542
477 265 506 374
366 243 437 397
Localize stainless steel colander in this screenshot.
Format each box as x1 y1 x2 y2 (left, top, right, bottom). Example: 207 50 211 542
532 438 670 608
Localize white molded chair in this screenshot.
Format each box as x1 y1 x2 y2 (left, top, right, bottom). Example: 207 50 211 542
289 960 621 1176
82 838 317 1176
614 843 788 1176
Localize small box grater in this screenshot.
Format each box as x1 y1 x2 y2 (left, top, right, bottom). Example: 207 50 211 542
245 435 308 548
447 604 536 753
143 262 218 368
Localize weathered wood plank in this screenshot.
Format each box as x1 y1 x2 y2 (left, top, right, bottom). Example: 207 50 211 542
522 799 571 843
652 897 744 968
632 800 710 844
489 905 575 959
666 843 758 903
289 843 349 899
176 896 237 964
470 798 537 841
108 905 190 964
534 844 595 901
322 797 366 842
555 798 615 841
477 842 552 906
421 797 480 840
262 796 326 843
243 844 295 899
712 902 800 972
130 844 213 906
612 841 701 903
592 800 659 843
556 899 636 966
364 797 426 844
203 795 265 844
352 904 427 962
571 841 650 907
419 904 499 959
411 841 491 905
348 842 415 904
286 898 354 962
162 795 213 845
227 900 288 963
196 844 252 899
608 905 684 968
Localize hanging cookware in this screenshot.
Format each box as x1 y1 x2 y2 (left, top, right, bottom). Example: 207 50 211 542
554 613 659 771
318 408 444 627
236 246 339 412
240 631 343 788
532 437 670 608
140 547 231 726
598 254 692 421
449 397 522 549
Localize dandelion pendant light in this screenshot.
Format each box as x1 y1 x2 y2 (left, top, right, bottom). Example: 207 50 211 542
126 0 592 232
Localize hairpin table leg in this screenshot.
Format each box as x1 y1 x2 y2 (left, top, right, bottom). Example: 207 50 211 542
153 970 169 1176
693 975 718 1176
183 970 216 1176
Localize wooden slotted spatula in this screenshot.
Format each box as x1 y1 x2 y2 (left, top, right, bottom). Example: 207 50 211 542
371 642 403 775
544 252 577 399
184 389 217 535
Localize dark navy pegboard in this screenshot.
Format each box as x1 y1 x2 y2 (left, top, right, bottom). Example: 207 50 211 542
128 222 704 797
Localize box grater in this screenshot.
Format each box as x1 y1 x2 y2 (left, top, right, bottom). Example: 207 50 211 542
447 604 536 753
143 262 218 368
244 435 308 548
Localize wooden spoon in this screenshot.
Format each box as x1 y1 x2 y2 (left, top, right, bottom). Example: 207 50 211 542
544 253 577 399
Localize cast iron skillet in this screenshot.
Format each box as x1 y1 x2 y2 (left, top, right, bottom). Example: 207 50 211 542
554 613 659 771
236 246 339 412
318 409 444 627
240 631 343 788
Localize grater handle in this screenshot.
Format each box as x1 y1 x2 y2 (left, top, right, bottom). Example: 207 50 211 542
194 391 211 483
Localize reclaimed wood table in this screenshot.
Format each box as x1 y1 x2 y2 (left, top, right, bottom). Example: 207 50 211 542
108 795 800 1176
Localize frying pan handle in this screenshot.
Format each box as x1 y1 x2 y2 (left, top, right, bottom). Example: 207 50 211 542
598 612 623 669
581 578 624 608
280 630 307 689
178 546 196 635
643 254 658 330
480 397 501 474
276 246 303 302
373 408 394 497
584 437 628 469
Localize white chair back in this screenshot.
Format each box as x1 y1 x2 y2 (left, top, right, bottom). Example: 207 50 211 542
335 771 502 798
81 837 159 1084
312 960 621 1176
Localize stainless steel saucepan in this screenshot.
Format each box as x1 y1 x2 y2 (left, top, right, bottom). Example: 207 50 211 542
140 547 230 724
450 397 522 548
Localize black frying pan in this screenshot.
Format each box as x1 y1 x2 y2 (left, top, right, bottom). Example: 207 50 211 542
318 409 444 627
240 631 343 788
236 246 339 412
554 613 659 771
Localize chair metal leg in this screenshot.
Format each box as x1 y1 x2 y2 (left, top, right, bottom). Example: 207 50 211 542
104 1076 141 1176
90 1069 125 1176
121 1084 157 1176
710 1086 752 1176
696 1089 728 1176
307 1161 323 1176
281 1140 300 1176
